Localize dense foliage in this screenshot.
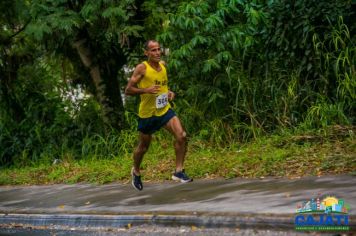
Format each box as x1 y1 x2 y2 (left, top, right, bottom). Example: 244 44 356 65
159 0 355 142
0 0 355 166
0 0 149 166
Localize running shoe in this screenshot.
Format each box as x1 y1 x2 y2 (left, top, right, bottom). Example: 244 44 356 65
131 168 143 191
172 169 193 183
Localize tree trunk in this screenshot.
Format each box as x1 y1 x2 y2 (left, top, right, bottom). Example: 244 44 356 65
72 38 126 130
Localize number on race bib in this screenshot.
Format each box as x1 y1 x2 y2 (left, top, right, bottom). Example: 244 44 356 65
156 93 168 109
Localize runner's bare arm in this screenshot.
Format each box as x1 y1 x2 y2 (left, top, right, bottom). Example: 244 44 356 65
125 64 160 96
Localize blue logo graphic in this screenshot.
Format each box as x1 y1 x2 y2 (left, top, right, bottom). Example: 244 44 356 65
295 195 350 231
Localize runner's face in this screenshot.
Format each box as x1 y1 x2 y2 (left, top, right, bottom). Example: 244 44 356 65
145 42 161 63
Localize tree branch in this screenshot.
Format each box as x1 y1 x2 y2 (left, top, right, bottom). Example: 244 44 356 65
0 19 31 45
8 19 31 40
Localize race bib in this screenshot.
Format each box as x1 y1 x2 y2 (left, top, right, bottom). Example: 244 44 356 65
156 93 168 109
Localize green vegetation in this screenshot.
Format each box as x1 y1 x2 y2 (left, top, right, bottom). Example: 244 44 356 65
0 0 355 184
159 0 355 137
0 126 354 185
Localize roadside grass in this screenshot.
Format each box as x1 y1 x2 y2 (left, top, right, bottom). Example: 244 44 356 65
0 126 355 185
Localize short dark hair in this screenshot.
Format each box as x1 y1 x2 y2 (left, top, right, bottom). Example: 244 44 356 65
144 39 159 50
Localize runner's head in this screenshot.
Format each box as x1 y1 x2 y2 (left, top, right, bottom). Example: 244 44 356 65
144 40 161 63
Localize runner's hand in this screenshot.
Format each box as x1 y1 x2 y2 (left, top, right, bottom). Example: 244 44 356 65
168 91 175 101
145 85 160 94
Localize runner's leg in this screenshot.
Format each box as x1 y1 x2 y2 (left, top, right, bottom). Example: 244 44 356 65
133 132 152 175
164 116 187 172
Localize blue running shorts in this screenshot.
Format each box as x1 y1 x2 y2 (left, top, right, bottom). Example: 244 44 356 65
137 109 176 135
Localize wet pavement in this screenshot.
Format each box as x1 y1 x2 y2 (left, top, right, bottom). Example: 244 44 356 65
0 175 355 234
0 225 326 236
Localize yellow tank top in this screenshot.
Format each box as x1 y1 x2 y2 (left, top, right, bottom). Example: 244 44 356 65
137 61 171 118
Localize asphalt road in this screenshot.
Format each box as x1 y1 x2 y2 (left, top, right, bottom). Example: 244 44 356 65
0 175 355 234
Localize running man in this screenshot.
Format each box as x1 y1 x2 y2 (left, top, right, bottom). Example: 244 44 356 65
125 40 193 191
